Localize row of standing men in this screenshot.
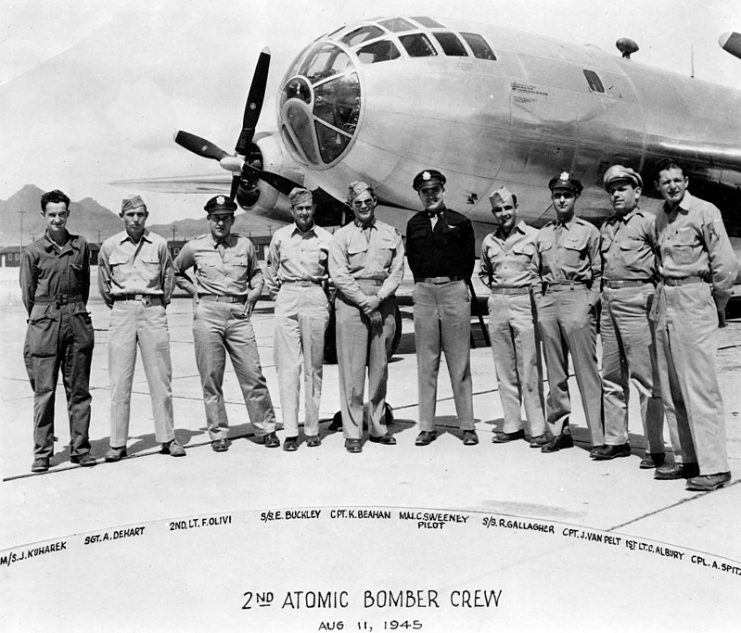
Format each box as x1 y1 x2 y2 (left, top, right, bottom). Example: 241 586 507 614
20 162 737 492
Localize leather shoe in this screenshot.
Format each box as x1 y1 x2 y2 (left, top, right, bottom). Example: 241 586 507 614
639 452 665 469
369 433 396 445
591 443 631 460
654 463 699 480
161 440 186 457
211 438 230 452
686 472 731 491
415 430 437 446
462 430 479 445
105 446 127 462
529 434 551 448
31 458 49 473
541 432 574 453
345 439 362 453
71 453 97 467
306 435 321 448
491 429 524 443
283 437 298 452
262 432 280 448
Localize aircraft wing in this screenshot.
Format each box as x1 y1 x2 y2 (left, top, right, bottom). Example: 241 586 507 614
109 174 233 194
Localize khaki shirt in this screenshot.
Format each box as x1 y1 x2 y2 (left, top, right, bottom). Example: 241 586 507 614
173 233 263 297
19 231 90 315
534 216 601 297
264 223 333 299
328 219 404 306
478 220 538 288
98 230 174 307
655 190 737 302
600 209 657 283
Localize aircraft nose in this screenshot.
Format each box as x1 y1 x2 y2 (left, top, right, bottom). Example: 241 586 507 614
279 41 360 167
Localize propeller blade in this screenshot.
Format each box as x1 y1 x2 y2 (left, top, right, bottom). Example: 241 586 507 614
240 162 299 196
235 47 271 155
229 174 241 202
174 131 229 161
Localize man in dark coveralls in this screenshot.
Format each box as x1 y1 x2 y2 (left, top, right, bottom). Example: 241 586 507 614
20 189 96 472
406 169 477 446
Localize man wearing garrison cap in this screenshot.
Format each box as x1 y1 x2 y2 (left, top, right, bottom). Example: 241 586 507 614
265 188 333 451
98 195 185 461
533 172 604 456
328 181 404 453
174 195 279 452
596 165 665 466
478 186 548 446
406 169 477 447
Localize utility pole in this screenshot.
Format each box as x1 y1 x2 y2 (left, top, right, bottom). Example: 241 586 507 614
18 207 26 260
97 229 102 245
171 225 176 242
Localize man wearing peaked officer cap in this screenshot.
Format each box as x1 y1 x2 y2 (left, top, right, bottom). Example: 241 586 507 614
533 171 604 456
265 187 333 452
173 195 280 452
406 169 477 446
98 194 185 462
596 165 665 466
479 185 548 446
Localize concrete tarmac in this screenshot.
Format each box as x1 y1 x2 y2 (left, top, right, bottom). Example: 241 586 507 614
1 267 740 632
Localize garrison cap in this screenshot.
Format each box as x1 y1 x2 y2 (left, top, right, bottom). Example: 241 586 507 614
347 180 375 203
121 194 146 213
603 165 643 191
204 195 237 214
288 187 313 206
412 169 446 191
489 186 516 207
548 171 583 195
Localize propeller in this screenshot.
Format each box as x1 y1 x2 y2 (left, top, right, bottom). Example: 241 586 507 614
174 47 300 204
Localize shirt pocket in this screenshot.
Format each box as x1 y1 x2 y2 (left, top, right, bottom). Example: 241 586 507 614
346 243 368 270
223 253 251 280
140 254 162 277
373 237 397 269
108 253 132 283
560 234 588 268
618 238 646 270
669 228 698 266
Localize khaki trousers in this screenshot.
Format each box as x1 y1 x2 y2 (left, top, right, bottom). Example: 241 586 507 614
487 292 546 437
413 280 474 431
536 288 604 445
193 300 277 440
108 301 175 446
273 284 329 437
335 281 396 440
600 285 664 451
654 283 729 474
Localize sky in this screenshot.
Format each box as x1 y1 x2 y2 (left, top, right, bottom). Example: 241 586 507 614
1 0 740 223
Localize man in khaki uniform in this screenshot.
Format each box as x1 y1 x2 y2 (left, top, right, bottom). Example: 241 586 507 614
534 172 604 455
652 160 737 491
174 195 279 452
478 186 548 447
596 166 665 466
98 195 185 461
329 181 404 453
406 169 477 446
265 188 332 451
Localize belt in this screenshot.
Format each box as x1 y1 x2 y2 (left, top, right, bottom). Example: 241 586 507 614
282 280 322 287
546 280 587 291
489 286 530 295
113 294 164 306
661 275 705 286
603 279 653 289
33 294 84 305
355 279 383 286
414 276 462 284
199 294 247 303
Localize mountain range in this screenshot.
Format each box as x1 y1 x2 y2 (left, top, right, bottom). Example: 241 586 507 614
0 185 282 247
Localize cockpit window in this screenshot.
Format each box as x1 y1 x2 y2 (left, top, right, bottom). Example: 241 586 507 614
282 77 312 105
433 32 468 56
378 17 416 33
399 33 438 57
313 73 361 133
357 39 401 64
583 69 605 93
341 25 384 47
461 32 497 60
298 44 353 82
411 16 445 28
